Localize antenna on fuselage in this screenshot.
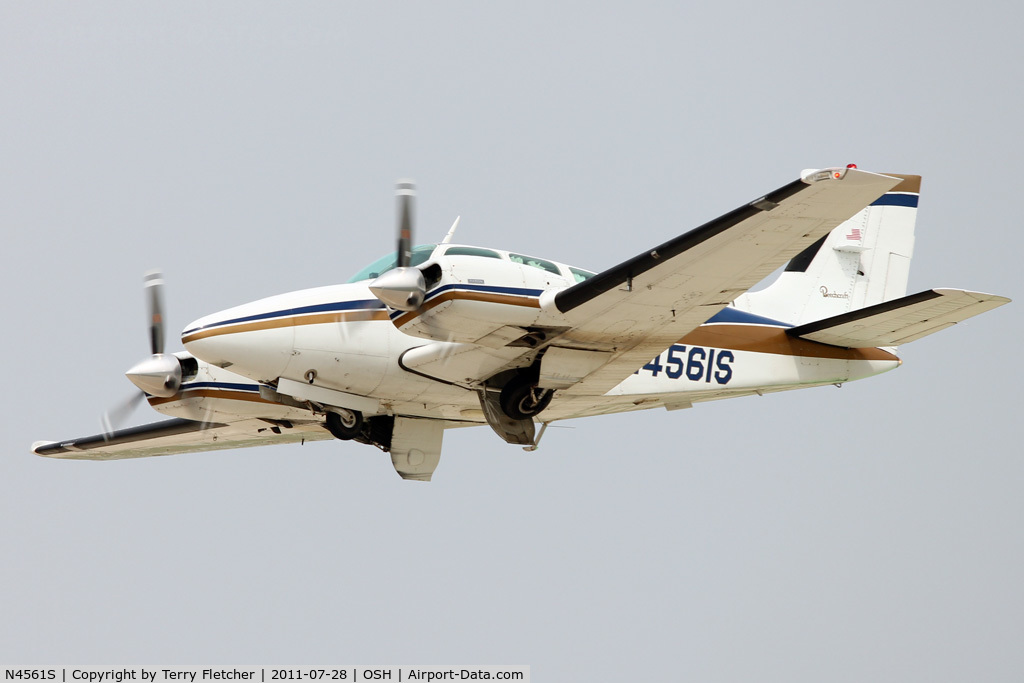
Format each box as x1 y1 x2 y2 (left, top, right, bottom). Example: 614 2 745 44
441 215 461 244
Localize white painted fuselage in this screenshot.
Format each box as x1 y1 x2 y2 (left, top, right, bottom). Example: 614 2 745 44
151 244 899 428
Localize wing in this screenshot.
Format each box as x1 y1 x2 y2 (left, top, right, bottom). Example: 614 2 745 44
548 167 902 395
788 288 1011 348
32 417 334 460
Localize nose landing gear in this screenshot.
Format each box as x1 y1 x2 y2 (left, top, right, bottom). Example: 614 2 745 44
325 408 363 440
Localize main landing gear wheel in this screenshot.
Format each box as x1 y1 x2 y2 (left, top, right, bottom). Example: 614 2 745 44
499 376 554 420
326 409 363 440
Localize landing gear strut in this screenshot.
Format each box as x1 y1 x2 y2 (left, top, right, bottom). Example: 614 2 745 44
325 409 363 440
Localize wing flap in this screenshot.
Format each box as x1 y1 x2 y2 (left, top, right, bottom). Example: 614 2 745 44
32 417 333 460
788 288 1011 348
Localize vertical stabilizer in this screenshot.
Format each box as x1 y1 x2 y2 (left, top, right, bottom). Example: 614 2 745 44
733 174 920 326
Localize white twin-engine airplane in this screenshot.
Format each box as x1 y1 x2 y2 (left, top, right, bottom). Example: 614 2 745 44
33 167 1010 480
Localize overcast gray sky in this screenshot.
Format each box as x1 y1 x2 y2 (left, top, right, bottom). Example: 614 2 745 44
2 2 1021 680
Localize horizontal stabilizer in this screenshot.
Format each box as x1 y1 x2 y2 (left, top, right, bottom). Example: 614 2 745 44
788 288 1010 348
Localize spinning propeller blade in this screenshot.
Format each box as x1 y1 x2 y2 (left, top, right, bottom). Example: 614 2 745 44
145 269 165 355
396 180 415 268
101 390 146 438
369 180 426 311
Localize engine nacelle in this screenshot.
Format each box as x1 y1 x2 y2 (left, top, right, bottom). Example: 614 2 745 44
388 257 549 346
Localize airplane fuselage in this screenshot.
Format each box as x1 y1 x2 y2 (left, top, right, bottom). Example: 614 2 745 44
157 244 899 429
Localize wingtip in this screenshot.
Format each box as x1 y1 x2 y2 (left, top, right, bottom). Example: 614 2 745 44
31 440 56 455
800 167 904 193
931 288 1012 305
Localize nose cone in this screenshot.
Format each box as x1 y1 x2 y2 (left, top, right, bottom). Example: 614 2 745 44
180 311 239 368
125 354 181 397
181 304 294 382
181 283 368 383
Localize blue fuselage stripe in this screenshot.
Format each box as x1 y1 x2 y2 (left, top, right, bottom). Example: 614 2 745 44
183 299 384 335
705 308 791 327
871 193 919 207
428 283 544 299
184 286 786 335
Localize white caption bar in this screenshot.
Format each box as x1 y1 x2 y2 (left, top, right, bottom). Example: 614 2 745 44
1 669 529 683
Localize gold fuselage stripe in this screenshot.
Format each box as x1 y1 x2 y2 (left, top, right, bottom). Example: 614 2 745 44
679 324 898 361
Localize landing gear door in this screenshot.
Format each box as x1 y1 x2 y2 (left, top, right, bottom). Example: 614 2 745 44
390 417 444 481
477 387 535 445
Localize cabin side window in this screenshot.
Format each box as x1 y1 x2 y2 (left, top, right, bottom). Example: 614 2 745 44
509 253 560 274
569 267 596 283
444 246 502 259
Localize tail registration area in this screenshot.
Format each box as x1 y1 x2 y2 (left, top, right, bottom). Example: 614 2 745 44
635 344 735 385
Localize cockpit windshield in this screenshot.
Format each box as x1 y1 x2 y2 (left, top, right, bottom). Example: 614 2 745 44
347 244 437 283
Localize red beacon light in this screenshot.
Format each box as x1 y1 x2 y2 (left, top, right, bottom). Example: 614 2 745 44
847 163 857 168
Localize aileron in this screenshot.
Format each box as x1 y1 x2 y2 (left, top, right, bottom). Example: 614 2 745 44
33 417 332 461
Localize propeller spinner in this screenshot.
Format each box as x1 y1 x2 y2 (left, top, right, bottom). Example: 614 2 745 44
369 180 427 311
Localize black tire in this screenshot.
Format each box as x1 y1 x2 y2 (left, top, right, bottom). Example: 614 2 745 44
326 409 363 440
499 377 553 420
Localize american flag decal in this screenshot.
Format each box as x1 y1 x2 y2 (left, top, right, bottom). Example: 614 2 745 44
846 227 862 241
